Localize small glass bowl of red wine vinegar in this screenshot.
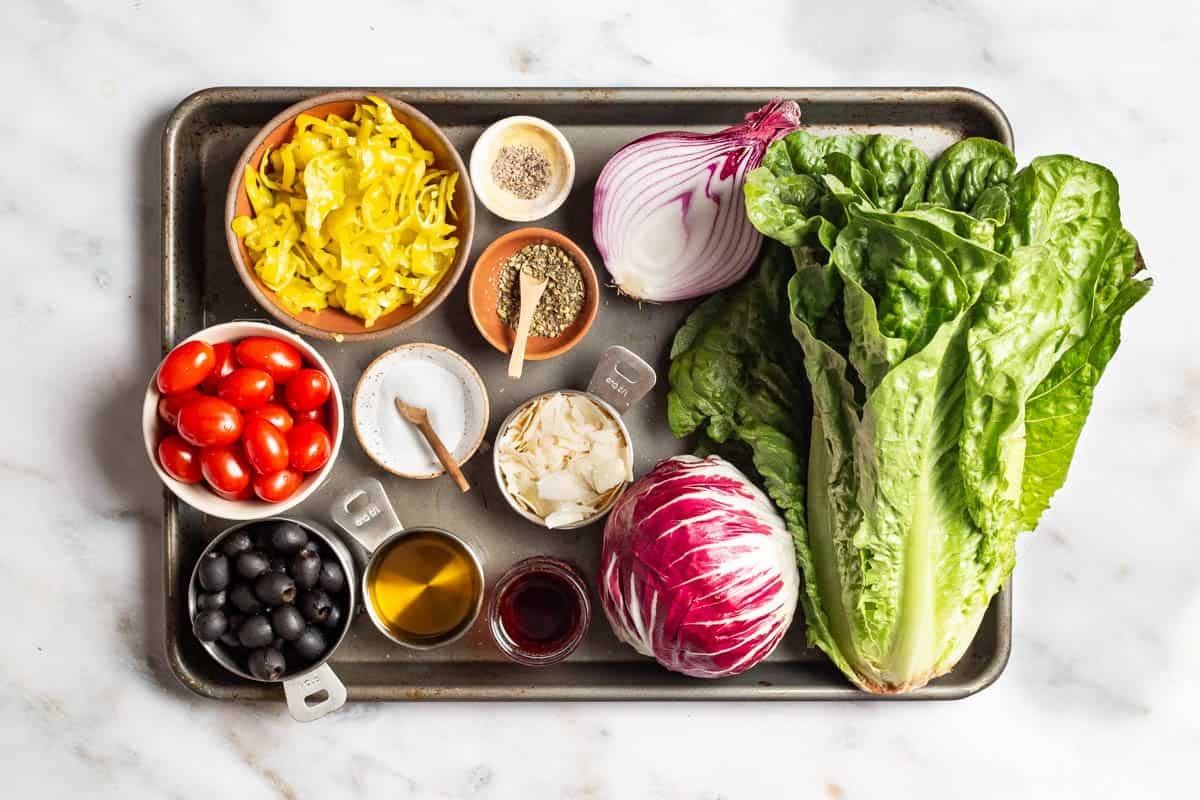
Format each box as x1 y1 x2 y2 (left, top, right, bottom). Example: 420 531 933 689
489 556 590 666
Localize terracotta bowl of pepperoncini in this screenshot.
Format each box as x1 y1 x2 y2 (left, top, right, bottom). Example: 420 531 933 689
225 91 475 342
467 227 599 362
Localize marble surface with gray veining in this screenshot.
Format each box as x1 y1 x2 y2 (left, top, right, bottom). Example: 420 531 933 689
3 0 1198 797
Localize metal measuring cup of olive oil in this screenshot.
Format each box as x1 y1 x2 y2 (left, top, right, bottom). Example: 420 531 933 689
494 345 657 529
330 478 486 650
187 518 354 723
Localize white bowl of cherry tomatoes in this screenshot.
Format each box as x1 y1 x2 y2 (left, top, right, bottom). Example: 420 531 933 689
142 321 343 519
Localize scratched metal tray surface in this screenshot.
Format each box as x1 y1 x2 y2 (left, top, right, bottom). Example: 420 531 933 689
162 87 1012 701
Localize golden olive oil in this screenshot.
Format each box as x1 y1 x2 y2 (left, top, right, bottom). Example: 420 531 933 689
366 531 482 641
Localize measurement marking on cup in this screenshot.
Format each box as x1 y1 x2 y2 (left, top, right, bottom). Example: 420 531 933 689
354 503 383 526
604 377 628 396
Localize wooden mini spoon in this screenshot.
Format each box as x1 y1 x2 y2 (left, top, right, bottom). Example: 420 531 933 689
394 397 470 492
507 270 549 379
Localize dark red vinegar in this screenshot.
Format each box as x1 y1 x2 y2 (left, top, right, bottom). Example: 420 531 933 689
499 573 578 652
490 557 590 665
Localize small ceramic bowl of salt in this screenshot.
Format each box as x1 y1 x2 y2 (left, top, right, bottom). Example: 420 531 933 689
353 343 489 480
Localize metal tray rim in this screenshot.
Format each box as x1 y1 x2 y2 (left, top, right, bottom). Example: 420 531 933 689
161 86 1014 702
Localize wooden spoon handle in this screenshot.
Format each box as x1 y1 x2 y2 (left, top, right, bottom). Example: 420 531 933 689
418 419 470 493
508 289 542 379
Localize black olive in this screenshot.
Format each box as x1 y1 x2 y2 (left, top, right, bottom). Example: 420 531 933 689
255 571 297 606
271 637 286 652
290 550 322 590
235 551 271 580
269 521 309 554
299 540 319 556
192 609 227 642
291 626 327 662
271 605 306 641
248 647 286 681
268 555 289 573
320 603 343 632
237 614 275 649
197 552 230 592
318 560 345 593
228 583 261 614
220 613 244 648
196 590 226 611
250 522 274 547
297 590 333 623
220 531 254 557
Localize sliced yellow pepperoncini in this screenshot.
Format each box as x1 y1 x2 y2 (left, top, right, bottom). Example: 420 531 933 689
232 96 460 327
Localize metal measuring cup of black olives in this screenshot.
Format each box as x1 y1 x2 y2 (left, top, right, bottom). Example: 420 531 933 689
188 518 355 722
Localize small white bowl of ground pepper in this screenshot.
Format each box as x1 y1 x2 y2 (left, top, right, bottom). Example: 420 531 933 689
469 228 599 361
469 116 575 222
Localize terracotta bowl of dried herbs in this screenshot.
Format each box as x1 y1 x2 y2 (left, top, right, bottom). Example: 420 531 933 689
468 228 599 361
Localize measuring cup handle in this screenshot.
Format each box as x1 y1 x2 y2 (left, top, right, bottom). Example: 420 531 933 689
586 345 657 414
283 663 348 722
329 478 404 552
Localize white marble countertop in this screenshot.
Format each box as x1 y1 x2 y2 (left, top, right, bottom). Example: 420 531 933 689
5 0 1197 796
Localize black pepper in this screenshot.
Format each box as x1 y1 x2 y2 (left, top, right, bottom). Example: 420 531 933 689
496 243 585 338
491 144 552 200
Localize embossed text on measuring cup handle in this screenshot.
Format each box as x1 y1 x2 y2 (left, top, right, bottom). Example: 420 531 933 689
586 345 657 414
329 478 404 552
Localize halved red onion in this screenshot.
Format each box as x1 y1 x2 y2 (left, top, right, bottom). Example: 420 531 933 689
592 99 800 302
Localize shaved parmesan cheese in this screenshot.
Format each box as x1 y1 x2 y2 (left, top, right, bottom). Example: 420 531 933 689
537 471 592 502
497 392 631 529
545 507 592 529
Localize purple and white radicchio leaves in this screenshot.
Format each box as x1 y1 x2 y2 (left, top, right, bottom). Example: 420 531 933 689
599 455 800 678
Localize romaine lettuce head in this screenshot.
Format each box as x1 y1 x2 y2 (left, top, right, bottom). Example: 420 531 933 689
670 135 1150 692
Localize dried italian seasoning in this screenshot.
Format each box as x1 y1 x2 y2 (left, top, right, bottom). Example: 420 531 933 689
491 144 552 200
496 243 585 338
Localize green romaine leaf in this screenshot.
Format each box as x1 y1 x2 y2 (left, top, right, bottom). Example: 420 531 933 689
958 245 1073 542
830 209 967 390
926 137 1017 214
961 158 1143 540
997 155 1122 266
969 185 1011 226
1019 258 1151 529
668 244 810 514
745 131 931 257
743 167 828 249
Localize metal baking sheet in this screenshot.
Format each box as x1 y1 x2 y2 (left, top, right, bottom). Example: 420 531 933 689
162 87 1013 701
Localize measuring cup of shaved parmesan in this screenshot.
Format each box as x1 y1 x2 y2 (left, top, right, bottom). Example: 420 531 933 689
494 346 656 530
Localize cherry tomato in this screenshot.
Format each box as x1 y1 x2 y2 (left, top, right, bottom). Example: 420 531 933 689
222 485 256 501
283 369 331 411
283 369 331 412
177 396 243 447
200 445 252 498
249 403 294 434
253 469 303 503
157 435 202 483
156 340 216 395
292 406 328 427
235 337 303 383
201 342 238 393
242 417 290 474
157 389 203 428
287 421 332 473
217 368 274 410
